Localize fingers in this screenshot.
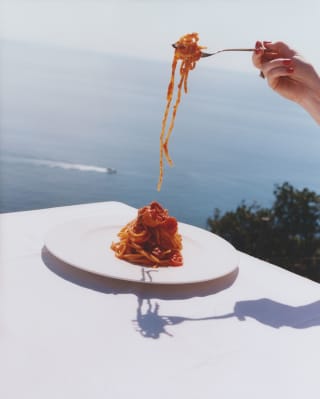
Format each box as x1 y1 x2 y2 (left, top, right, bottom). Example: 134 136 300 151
252 40 298 69
252 41 264 69
261 58 295 90
262 58 294 76
262 55 316 90
252 40 281 70
263 41 298 58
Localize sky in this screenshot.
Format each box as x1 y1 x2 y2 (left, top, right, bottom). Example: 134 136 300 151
1 0 320 73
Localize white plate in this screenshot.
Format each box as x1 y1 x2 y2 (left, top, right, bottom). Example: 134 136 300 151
44 214 239 285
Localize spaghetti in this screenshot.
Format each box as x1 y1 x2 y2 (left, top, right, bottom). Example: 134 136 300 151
110 201 183 267
157 32 206 191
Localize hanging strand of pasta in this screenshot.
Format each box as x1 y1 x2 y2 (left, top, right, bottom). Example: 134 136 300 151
163 68 186 165
157 32 205 191
158 57 178 191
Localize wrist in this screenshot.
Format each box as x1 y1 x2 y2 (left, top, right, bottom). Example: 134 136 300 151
300 90 320 125
299 70 320 125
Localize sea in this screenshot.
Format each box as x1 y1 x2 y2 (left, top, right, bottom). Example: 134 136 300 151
1 40 320 228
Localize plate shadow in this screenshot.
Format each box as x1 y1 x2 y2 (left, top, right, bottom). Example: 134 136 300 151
41 246 239 300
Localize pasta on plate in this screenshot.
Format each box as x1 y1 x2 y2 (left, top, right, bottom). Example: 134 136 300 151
111 201 183 267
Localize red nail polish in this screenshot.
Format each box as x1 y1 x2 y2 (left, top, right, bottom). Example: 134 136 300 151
255 41 263 55
283 60 292 66
287 67 294 73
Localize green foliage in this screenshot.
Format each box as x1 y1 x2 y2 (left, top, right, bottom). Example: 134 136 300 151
207 182 320 282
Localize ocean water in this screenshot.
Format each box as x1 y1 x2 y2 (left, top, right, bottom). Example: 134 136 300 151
1 40 319 227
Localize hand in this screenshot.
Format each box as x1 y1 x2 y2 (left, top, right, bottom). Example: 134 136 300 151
253 41 320 124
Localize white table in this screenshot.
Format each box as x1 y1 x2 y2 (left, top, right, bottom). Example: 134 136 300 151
1 202 320 399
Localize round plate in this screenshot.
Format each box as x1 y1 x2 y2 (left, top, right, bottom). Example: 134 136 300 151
44 215 239 284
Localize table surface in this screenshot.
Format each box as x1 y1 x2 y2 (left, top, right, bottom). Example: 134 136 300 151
1 201 320 399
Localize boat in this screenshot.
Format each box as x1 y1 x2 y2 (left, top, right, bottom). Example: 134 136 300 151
106 167 117 174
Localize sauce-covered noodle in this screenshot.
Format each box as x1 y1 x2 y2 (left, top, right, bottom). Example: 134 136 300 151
157 33 206 191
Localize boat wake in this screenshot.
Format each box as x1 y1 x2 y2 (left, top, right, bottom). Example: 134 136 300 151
3 156 117 174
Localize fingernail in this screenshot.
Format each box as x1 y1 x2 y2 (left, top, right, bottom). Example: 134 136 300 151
282 60 292 66
287 67 294 73
255 41 262 54
263 41 272 46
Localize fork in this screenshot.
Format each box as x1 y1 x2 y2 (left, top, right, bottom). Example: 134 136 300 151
171 43 257 57
200 48 256 57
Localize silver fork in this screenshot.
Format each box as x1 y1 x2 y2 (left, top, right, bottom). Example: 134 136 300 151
171 43 256 57
200 48 256 57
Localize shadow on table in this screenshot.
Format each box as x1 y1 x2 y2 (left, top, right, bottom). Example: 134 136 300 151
231 298 320 329
132 296 220 338
132 298 320 338
42 247 320 338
